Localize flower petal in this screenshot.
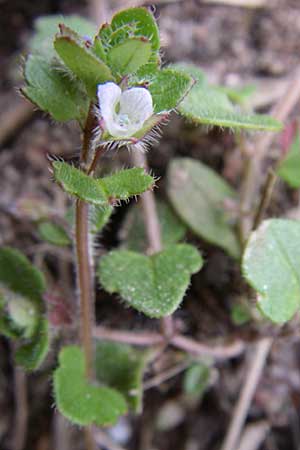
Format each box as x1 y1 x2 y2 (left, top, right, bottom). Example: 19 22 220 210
97 82 121 132
119 87 153 126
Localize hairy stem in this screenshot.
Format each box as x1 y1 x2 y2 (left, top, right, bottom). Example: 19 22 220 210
75 199 95 379
75 105 97 450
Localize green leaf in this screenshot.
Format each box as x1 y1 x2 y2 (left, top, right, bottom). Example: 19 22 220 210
122 200 186 252
170 62 207 84
53 163 154 205
107 37 152 76
95 341 149 412
102 168 154 200
179 86 281 131
54 25 114 98
38 221 71 246
90 205 113 234
277 133 300 188
29 15 96 61
148 69 193 113
217 85 256 105
110 7 160 51
242 219 300 323
98 244 203 318
167 158 240 258
183 363 211 398
15 319 49 370
174 64 281 131
22 55 89 123
52 162 108 205
0 294 24 339
54 345 127 426
0 247 45 304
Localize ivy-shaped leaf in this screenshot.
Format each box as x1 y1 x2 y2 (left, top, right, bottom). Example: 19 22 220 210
22 55 89 123
54 25 114 98
98 244 203 318
38 221 71 246
54 345 127 426
167 158 240 258
277 132 300 188
95 341 149 413
242 219 300 323
15 319 49 371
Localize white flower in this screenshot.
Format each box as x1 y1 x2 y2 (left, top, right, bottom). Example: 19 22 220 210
97 82 154 139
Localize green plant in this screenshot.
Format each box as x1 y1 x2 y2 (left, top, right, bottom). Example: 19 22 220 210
0 6 288 449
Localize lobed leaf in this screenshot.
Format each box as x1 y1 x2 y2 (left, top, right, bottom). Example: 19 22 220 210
54 25 114 98
54 345 127 426
52 162 108 205
167 158 240 258
277 132 300 188
101 168 155 200
22 55 89 123
95 341 149 412
242 219 300 323
98 244 203 318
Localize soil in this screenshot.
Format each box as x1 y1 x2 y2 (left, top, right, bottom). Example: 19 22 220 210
1 1 300 450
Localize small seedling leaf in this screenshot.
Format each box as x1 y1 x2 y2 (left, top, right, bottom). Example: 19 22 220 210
54 345 127 426
242 219 300 323
167 158 240 258
183 363 211 398
98 244 203 318
95 341 149 412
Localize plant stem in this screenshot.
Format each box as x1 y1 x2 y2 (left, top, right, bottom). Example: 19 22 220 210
75 199 95 379
131 149 175 339
75 105 97 450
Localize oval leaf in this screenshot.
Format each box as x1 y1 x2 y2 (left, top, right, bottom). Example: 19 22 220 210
167 158 240 258
242 219 300 323
107 37 152 76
